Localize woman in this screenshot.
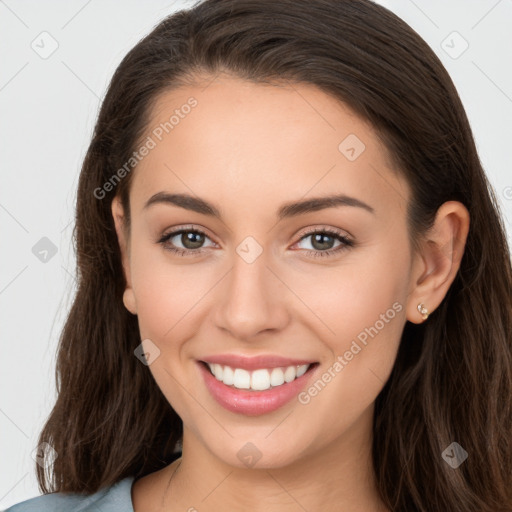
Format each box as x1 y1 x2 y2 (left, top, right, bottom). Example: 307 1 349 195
7 0 512 510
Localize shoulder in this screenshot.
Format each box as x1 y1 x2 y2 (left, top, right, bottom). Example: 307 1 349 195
3 477 135 512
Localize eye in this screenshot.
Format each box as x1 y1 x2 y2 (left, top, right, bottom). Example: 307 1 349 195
158 226 216 257
293 228 354 258
157 225 354 259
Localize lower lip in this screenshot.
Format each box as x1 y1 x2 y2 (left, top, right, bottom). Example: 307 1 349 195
198 361 318 416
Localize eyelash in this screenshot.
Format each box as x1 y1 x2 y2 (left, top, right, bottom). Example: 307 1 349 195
157 225 355 259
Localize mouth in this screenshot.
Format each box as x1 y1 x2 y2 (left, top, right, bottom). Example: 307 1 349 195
200 360 318 391
197 357 320 416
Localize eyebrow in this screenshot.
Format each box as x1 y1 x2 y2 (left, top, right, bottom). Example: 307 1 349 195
143 192 375 220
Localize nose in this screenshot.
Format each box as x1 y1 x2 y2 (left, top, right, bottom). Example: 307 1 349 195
213 250 290 341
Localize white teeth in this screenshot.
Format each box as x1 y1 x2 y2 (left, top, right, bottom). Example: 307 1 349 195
296 364 308 377
284 366 296 383
251 369 271 391
222 365 234 385
212 364 223 381
233 368 251 389
206 363 311 391
270 367 285 387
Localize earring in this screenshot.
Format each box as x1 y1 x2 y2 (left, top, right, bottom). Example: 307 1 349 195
417 303 429 320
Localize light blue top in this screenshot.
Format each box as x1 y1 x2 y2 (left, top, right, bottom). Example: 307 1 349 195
4 477 135 512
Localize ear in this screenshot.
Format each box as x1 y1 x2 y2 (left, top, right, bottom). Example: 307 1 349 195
111 196 137 315
406 201 470 324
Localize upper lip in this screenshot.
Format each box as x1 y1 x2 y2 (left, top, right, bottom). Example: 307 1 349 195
200 354 316 371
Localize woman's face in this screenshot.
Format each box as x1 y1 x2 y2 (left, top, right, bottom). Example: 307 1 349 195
113 74 420 469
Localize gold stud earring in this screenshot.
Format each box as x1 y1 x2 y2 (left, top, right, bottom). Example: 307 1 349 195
417 303 429 320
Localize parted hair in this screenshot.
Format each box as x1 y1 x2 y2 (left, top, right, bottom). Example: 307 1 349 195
37 1 512 510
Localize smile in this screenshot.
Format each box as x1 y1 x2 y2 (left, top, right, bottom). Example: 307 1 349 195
198 356 319 416
206 362 311 391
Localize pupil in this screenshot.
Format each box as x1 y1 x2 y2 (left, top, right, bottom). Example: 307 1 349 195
179 232 335 251
183 231 204 249
312 233 334 250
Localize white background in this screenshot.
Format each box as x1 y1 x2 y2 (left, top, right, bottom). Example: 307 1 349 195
1 0 511 507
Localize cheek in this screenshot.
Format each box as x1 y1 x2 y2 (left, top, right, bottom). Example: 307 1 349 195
128 244 217 422
288 235 410 351
285 233 410 409
302 243 409 421
128 236 228 360
132 261 214 340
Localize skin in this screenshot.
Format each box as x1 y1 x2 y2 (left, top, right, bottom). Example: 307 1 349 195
112 74 469 511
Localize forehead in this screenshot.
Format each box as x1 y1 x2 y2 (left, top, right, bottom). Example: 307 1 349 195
129 74 409 218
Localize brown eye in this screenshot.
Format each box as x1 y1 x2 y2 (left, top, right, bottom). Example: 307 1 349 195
294 229 354 258
179 231 205 249
158 227 215 256
310 233 336 251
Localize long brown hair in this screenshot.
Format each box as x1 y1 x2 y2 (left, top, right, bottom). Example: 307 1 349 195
37 1 512 509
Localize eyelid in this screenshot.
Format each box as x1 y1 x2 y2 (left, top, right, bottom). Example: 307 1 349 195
158 223 354 258
290 226 354 258
159 224 217 243
294 224 352 241
159 224 352 245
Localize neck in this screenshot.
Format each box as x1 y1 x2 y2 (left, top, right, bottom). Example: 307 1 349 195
159 407 389 512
